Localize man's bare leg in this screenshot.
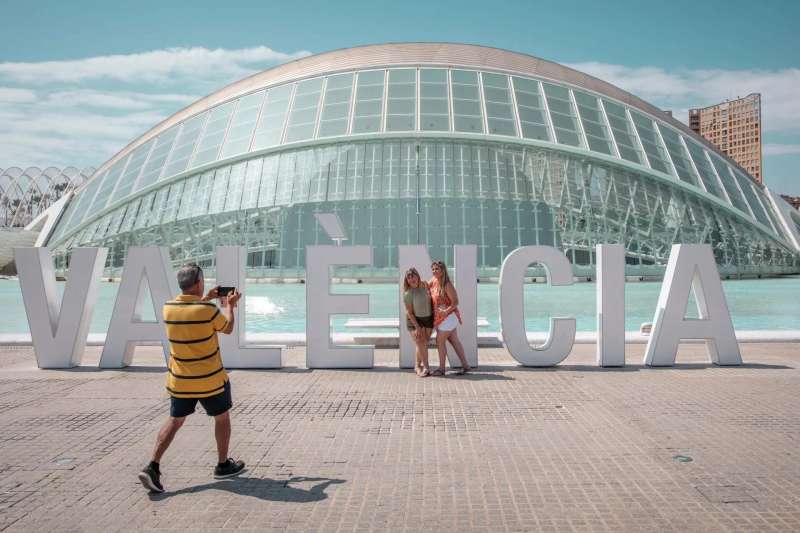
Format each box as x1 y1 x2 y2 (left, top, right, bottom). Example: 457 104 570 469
214 411 231 463
152 417 185 462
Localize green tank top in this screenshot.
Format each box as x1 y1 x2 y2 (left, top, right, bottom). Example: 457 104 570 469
403 287 432 317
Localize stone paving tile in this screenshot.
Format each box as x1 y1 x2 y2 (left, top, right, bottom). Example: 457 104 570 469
0 343 798 531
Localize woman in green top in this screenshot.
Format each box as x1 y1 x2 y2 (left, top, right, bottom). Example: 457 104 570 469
403 268 433 377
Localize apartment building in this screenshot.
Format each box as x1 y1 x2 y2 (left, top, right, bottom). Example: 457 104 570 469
689 93 762 182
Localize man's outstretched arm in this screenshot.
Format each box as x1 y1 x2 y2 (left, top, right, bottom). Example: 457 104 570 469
220 290 241 335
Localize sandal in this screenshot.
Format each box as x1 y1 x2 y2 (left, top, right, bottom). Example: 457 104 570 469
430 368 445 377
420 367 430 377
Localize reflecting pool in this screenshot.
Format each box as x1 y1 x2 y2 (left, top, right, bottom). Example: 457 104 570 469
2 276 798 335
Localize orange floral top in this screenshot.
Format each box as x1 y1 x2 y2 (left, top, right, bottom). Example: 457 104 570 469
429 277 463 327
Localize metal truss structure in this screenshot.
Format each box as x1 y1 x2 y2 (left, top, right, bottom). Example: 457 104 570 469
0 167 93 228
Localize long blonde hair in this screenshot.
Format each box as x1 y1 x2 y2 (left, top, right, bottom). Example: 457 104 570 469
431 261 451 299
403 267 422 292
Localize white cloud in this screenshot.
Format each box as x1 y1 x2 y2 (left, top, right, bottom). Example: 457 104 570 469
0 87 36 103
43 90 197 111
566 62 800 133
763 143 800 156
0 45 310 168
0 46 311 84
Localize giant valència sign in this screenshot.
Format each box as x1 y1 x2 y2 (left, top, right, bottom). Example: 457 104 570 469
15 243 742 370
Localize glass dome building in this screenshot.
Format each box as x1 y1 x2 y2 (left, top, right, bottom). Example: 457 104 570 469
43 43 800 278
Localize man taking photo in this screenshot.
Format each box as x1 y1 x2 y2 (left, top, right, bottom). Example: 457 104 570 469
138 263 245 493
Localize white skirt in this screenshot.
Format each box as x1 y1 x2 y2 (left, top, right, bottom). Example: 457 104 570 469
437 313 459 332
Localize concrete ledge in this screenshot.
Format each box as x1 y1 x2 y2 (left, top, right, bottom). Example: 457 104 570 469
2 330 799 348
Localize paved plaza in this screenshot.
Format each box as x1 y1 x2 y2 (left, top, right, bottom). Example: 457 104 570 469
1 343 799 532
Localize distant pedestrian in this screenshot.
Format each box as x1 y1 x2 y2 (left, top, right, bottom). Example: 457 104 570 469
138 263 245 493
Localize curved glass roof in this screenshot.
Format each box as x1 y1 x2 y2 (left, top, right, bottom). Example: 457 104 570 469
51 59 789 250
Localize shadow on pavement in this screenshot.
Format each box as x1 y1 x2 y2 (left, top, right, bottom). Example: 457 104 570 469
150 476 345 502
343 367 514 380
494 362 794 372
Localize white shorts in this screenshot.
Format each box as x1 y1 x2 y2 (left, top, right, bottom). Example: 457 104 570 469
437 313 458 332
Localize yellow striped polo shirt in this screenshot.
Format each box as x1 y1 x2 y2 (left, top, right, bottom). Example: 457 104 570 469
163 294 229 399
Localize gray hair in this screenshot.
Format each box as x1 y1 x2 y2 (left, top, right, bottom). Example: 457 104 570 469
177 263 203 291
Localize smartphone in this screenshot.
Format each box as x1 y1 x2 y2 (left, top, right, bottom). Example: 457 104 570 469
217 286 236 297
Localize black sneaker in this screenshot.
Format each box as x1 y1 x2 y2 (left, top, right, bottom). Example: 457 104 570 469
138 464 164 493
214 458 246 479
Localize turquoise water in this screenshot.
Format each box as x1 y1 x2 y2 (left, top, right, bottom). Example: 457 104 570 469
1 277 798 334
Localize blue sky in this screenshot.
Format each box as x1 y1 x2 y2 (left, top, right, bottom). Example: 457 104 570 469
1 0 798 193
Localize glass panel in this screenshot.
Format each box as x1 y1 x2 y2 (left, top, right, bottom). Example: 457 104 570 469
482 73 516 137
454 143 474 198
112 140 152 201
512 77 550 141
381 142 400 198
292 149 313 203
240 158 263 210
574 91 613 155
66 176 103 228
385 69 417 132
189 170 214 218
257 155 279 207
363 142 383 199
326 147 347 201
308 146 332 202
709 154 749 213
190 101 235 168
732 168 774 230
419 69 449 132
139 125 180 189
219 90 266 158
251 84 293 150
148 187 169 226
318 73 353 138
657 124 699 186
49 192 83 241
284 78 323 143
161 113 208 179
684 140 725 202
104 206 125 238
133 192 155 230
275 152 295 205
345 144 365 200
452 70 484 133
224 161 247 212
176 175 199 220
419 142 435 197
88 154 130 216
542 82 581 147
757 187 787 240
352 70 385 134
119 197 141 232
629 110 672 175
206 166 230 215
601 100 643 164
75 221 97 245
161 181 184 225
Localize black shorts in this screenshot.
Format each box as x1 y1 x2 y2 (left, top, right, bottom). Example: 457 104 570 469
407 314 434 331
170 380 232 418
